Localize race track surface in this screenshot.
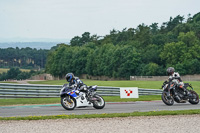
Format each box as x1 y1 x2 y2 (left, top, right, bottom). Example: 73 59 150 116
1 100 200 117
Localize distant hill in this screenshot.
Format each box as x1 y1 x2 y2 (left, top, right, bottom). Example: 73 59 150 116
0 42 69 49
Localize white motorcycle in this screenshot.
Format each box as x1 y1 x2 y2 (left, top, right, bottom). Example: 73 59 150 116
60 84 105 110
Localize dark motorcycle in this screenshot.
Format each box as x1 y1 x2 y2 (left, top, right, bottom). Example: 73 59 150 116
60 84 105 110
161 79 199 106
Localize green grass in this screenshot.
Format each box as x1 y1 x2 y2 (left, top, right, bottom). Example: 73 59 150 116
0 98 60 106
0 95 161 106
1 109 200 120
104 95 161 102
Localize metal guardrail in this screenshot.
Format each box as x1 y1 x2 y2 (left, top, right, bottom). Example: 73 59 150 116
138 88 162 95
0 83 162 98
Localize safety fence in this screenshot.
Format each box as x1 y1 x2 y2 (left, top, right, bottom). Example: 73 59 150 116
0 83 163 98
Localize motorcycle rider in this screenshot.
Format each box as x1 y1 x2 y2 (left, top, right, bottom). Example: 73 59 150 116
65 73 88 94
166 67 190 96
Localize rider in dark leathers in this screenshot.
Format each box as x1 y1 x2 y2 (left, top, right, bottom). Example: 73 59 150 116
65 73 88 93
166 67 190 97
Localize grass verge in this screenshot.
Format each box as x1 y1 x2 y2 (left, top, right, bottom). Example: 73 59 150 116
1 109 200 120
0 95 161 106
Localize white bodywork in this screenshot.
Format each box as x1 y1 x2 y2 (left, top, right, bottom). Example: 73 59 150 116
75 92 93 107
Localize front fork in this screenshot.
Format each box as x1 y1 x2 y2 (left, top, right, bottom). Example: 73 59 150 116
166 87 171 97
166 87 176 97
61 94 73 103
65 95 73 103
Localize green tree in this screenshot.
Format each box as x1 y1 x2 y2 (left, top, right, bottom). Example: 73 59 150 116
6 68 21 80
134 24 152 47
141 63 164 76
160 41 187 65
70 36 81 46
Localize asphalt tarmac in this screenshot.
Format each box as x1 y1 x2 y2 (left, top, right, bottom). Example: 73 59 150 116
1 100 200 117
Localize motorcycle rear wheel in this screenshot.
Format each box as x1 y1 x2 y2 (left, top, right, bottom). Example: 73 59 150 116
61 96 76 110
92 94 105 109
189 90 199 104
161 91 174 106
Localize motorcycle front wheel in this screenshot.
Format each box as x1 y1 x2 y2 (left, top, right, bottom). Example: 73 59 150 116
61 96 76 110
189 90 199 104
161 91 174 106
92 94 105 109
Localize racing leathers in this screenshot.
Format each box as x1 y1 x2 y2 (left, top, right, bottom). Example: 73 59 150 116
69 77 88 93
167 72 188 96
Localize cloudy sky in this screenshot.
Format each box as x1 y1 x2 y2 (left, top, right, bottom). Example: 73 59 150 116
0 0 199 42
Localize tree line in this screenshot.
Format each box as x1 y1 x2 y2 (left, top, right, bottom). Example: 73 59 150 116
0 68 42 81
0 47 48 69
45 12 200 79
1 12 200 79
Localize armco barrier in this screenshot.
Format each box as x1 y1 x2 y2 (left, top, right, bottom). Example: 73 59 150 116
0 83 162 98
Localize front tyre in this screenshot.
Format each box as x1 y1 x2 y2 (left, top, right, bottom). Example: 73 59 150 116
93 95 105 109
189 90 199 104
61 96 76 110
161 91 174 106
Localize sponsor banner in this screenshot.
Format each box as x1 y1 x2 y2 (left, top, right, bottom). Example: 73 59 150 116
120 87 139 98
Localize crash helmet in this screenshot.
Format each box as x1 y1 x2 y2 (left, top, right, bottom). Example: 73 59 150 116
166 67 175 76
65 73 74 82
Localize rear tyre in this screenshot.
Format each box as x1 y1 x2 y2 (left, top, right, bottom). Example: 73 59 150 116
93 95 105 109
61 96 76 110
189 90 199 104
161 91 174 106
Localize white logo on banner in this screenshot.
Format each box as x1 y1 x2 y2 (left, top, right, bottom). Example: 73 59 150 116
120 87 139 98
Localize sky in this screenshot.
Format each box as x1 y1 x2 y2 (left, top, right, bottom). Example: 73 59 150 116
0 0 200 42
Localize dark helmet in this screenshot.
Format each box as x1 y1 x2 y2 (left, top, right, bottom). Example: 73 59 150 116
65 73 74 82
166 67 175 76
